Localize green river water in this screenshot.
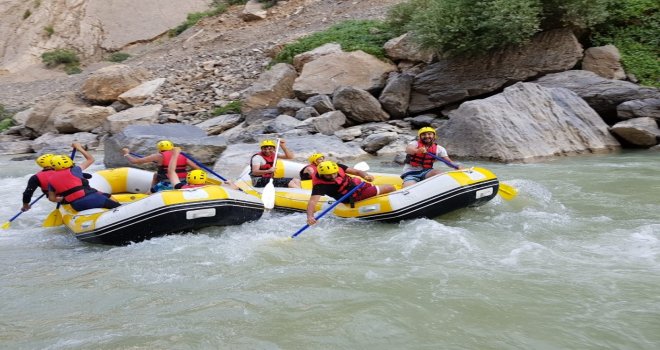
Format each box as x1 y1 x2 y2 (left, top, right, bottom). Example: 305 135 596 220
0 151 658 349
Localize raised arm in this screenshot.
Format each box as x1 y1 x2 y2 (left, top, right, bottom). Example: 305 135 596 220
73 143 94 170
122 148 162 164
167 147 183 186
279 139 295 159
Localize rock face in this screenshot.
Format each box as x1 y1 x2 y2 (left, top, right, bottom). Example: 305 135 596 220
437 83 621 162
409 28 583 113
0 0 210 74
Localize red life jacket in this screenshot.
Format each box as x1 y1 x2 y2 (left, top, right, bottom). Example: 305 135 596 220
250 152 275 178
312 167 363 199
404 142 438 169
159 150 187 179
299 164 318 181
48 168 91 203
35 169 56 193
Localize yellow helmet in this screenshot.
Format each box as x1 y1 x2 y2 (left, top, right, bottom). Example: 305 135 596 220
308 153 324 164
50 155 74 170
157 140 174 152
186 170 207 185
317 161 339 175
260 139 276 148
35 153 54 168
418 127 436 137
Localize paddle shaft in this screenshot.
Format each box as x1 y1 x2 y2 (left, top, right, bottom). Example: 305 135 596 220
3 193 46 227
270 138 281 180
426 152 459 169
180 152 227 181
291 182 366 239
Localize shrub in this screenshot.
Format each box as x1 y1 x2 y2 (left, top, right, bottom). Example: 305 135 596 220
0 118 12 132
273 20 393 64
226 0 247 4
23 9 31 19
212 101 242 115
169 3 228 36
41 49 79 67
109 52 131 62
44 25 54 37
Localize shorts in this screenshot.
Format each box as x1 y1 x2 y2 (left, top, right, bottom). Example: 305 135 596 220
401 169 434 183
353 183 378 201
253 177 293 188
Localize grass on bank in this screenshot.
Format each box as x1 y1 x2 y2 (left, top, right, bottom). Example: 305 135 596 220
169 1 228 37
212 101 242 116
273 20 393 64
108 52 131 62
0 105 13 132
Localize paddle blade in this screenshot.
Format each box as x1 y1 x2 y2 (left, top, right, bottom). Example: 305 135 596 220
353 161 369 172
42 209 63 227
262 179 276 209
1 221 10 230
498 182 518 200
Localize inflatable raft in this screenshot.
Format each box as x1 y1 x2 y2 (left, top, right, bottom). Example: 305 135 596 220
57 167 264 245
235 160 499 220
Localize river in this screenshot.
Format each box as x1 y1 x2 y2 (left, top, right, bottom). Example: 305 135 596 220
1 151 658 349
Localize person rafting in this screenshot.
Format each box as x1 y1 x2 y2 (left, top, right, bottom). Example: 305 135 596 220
401 126 463 188
299 153 325 181
305 161 395 226
166 147 208 189
122 140 199 192
47 144 121 212
20 153 56 212
249 139 301 188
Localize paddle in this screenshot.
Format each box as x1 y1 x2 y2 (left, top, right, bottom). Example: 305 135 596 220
261 138 280 210
426 152 517 200
2 193 46 230
43 148 77 227
180 152 227 181
291 182 366 239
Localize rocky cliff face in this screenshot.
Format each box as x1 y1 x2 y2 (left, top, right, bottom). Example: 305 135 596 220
0 0 209 75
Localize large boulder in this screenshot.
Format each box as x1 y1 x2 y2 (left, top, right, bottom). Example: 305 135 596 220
104 104 162 134
437 82 621 162
617 98 660 120
241 63 297 113
54 106 116 133
536 70 659 124
104 124 227 168
81 64 151 103
409 28 583 113
293 50 397 100
610 117 660 147
581 45 626 80
333 86 390 123
383 32 435 64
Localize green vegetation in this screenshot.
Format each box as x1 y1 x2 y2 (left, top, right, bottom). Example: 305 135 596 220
41 49 82 75
109 52 131 62
592 0 659 87
23 9 31 19
387 0 658 86
170 1 228 37
258 0 279 9
226 0 248 4
44 25 54 37
34 0 41 7
273 20 392 64
212 101 242 115
0 105 13 132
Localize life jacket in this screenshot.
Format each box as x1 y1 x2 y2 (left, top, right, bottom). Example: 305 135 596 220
249 152 275 178
158 150 187 180
404 142 438 169
299 164 318 181
312 167 363 202
48 168 96 203
35 169 56 193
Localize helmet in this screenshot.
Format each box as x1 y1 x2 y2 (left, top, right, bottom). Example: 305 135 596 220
317 161 339 175
50 155 74 170
186 170 207 185
418 127 436 137
260 139 276 148
157 140 174 152
308 153 324 164
36 153 54 168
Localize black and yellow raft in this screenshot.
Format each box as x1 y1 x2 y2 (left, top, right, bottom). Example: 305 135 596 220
57 167 263 245
236 160 500 221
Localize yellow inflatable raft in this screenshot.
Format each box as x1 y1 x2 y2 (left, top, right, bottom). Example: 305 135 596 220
58 167 263 245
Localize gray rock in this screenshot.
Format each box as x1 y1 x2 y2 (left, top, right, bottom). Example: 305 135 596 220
617 98 660 120
333 86 389 123
610 117 660 147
